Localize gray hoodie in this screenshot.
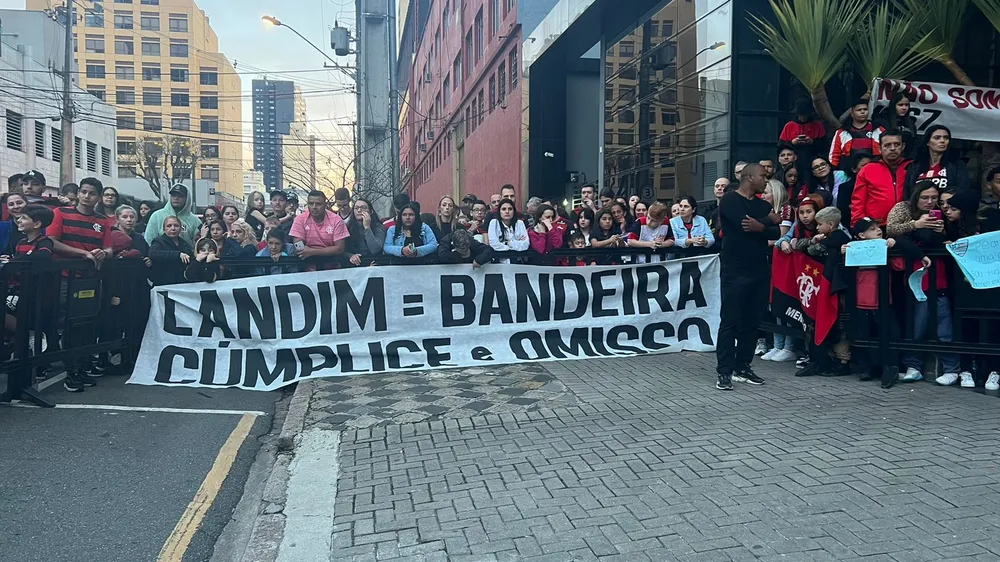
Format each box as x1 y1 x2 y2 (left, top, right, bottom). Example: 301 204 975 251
144 185 203 247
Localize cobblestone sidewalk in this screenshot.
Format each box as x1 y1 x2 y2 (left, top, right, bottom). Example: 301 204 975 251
312 353 1000 561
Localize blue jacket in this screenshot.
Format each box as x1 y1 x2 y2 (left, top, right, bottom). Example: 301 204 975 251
669 215 715 248
384 224 438 257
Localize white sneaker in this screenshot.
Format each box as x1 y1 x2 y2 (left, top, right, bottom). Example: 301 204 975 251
986 372 1000 391
760 348 779 361
901 367 923 382
935 372 959 386
771 349 798 362
960 372 975 388
755 339 768 356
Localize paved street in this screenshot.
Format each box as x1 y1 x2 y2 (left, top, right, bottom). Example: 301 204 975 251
294 353 1000 561
0 375 283 562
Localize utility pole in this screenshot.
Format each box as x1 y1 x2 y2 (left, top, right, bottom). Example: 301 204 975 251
59 0 75 187
636 19 653 200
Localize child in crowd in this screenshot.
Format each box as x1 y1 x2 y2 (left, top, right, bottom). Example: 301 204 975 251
629 202 673 263
843 217 929 388
805 207 851 259
777 195 824 253
256 230 297 275
1 205 55 345
185 238 224 283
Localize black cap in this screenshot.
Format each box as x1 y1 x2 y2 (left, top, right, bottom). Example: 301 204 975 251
286 191 299 202
852 217 878 236
22 170 46 186
169 184 188 197
270 189 288 199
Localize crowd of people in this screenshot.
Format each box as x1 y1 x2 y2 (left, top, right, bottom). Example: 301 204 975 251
3 93 1000 394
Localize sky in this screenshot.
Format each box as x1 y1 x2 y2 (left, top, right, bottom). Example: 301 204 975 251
0 0 359 188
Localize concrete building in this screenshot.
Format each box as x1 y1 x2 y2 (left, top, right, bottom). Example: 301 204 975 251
25 0 244 200
398 0 529 208
242 169 265 200
281 86 317 192
252 78 293 190
0 11 117 190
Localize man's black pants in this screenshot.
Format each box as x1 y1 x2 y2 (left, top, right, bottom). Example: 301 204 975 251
716 272 770 376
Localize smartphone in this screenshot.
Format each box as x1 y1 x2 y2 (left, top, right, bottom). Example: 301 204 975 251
293 241 305 251
929 210 943 221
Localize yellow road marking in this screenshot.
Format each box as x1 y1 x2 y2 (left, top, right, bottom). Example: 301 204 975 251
157 412 257 562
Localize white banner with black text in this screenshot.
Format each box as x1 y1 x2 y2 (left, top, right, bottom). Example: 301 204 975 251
127 256 721 391
871 78 1000 142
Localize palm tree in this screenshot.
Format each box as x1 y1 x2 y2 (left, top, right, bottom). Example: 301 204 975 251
974 0 1000 45
899 0 974 86
849 3 946 87
750 0 869 130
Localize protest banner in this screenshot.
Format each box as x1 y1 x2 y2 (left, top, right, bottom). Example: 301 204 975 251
871 78 1000 143
127 257 722 391
947 231 1000 290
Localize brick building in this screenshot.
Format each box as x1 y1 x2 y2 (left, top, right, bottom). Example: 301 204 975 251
399 0 526 210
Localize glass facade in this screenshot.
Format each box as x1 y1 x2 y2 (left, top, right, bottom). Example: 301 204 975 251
603 0 732 201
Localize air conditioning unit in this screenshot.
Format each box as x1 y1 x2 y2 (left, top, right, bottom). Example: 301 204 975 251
426 130 434 141
424 70 432 83
419 143 427 152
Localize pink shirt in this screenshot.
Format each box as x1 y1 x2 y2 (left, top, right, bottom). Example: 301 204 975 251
289 210 350 248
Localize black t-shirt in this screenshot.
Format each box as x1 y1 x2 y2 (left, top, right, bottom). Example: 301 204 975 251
718 190 779 278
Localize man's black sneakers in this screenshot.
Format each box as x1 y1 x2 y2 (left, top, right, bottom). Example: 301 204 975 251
64 373 85 393
716 373 734 390
737 368 765 385
80 373 98 387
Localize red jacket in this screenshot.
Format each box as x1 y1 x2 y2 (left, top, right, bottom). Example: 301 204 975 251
850 159 910 226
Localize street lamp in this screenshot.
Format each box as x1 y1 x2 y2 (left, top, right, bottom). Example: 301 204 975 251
261 15 355 80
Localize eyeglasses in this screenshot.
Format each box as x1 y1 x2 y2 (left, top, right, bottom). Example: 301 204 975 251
812 163 828 171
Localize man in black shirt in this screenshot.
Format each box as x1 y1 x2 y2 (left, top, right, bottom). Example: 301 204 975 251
716 163 781 390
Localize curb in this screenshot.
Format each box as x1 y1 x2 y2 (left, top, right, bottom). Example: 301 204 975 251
276 381 316 452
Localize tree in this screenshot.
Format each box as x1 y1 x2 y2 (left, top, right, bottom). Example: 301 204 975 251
750 0 869 130
849 3 946 87
899 0 974 86
974 0 1000 53
121 134 200 201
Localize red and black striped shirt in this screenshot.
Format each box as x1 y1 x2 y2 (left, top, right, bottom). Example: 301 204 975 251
49 206 112 253
8 236 54 289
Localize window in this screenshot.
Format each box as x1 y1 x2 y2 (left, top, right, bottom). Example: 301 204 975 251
102 147 112 176
170 91 189 106
506 0 515 13
201 165 220 181
470 99 478 133
489 74 496 112
619 42 634 58
52 128 62 162
201 143 219 158
619 109 635 123
604 131 614 145
618 132 634 145
140 15 160 31
169 16 188 32
491 0 500 34
141 0 160 4
200 119 219 134
171 116 190 131
620 65 636 80
169 41 188 57
443 1 450 33
117 140 136 155
662 110 678 126
200 95 218 109
142 65 161 80
117 89 135 104
34 122 45 158
477 90 485 124
85 37 105 53
443 76 451 106
171 68 189 82
117 112 137 129
115 39 134 54
114 13 133 29
118 166 137 178
116 65 135 80
86 63 106 78
85 12 104 27
510 47 518 88
143 89 162 105
453 54 462 88
200 70 218 85
498 62 506 101
86 142 98 172
143 115 163 131
88 89 106 100
75 137 83 168
464 31 473 76
115 0 134 3
474 9 484 63
141 40 160 56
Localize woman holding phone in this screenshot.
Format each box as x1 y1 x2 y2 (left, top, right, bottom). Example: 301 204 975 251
886 180 944 238
384 203 438 261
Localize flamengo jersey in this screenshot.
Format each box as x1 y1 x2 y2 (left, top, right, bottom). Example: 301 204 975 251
48 206 112 252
